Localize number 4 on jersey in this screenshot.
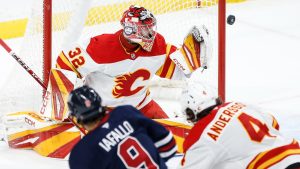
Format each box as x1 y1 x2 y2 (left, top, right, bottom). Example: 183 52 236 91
238 113 276 142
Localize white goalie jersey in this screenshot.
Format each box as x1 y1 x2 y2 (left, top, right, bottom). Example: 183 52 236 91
180 102 300 169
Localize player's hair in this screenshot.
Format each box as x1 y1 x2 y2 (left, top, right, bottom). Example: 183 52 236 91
185 97 222 122
67 86 106 125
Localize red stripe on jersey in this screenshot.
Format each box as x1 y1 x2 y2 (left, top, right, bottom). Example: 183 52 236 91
271 115 280 130
182 109 217 153
157 45 177 78
158 137 176 152
182 102 231 153
159 57 173 78
56 54 73 71
56 51 82 78
247 140 300 169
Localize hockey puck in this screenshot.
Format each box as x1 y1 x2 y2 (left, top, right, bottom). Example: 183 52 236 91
227 15 235 25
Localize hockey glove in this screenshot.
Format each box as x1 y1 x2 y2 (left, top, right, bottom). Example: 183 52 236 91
170 25 212 75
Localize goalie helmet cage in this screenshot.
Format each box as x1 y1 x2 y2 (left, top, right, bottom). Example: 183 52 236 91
0 0 226 114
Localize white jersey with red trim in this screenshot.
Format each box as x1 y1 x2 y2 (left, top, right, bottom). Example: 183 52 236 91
180 102 300 169
56 30 185 109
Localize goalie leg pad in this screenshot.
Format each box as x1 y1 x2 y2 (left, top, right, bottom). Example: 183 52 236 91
3 111 81 159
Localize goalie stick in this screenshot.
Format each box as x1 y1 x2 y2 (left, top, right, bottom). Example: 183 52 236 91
0 38 47 89
0 38 87 135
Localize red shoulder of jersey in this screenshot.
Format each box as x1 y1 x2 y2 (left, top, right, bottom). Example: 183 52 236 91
149 32 169 55
86 30 171 64
86 30 126 63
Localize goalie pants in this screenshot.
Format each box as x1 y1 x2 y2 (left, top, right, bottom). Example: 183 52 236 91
139 100 169 119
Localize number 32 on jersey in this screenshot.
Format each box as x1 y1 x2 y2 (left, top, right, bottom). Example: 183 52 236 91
68 47 86 68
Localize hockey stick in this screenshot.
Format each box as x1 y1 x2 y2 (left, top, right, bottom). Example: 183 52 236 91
0 38 87 135
0 38 47 89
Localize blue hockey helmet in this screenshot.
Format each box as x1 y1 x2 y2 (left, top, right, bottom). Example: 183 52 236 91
67 86 105 124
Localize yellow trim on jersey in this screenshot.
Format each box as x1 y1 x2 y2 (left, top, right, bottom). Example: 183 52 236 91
155 65 163 76
34 131 80 156
165 44 176 78
58 51 82 78
247 151 269 169
166 61 176 79
155 44 172 75
156 64 163 75
271 115 279 130
247 140 300 169
259 149 300 169
155 44 176 79
166 44 172 57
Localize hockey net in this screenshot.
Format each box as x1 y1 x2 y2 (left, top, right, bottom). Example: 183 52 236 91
0 0 224 116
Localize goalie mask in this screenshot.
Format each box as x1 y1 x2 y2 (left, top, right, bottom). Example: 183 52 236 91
120 5 157 52
180 82 219 123
67 86 105 124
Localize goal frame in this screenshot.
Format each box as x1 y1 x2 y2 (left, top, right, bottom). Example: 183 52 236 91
42 0 226 101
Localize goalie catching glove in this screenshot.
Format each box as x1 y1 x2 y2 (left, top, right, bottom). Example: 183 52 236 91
170 25 212 75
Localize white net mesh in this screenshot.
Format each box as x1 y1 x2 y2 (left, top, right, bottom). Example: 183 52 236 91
0 0 220 114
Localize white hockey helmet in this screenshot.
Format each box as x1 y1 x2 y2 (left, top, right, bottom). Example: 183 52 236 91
180 82 219 123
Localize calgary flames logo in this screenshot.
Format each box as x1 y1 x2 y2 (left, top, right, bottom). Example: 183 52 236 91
112 69 151 98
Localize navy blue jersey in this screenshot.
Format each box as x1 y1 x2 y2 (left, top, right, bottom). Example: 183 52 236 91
69 105 177 169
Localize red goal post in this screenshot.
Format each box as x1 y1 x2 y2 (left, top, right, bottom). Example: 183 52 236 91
0 0 226 114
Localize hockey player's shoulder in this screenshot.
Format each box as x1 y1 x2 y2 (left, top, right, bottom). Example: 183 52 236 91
113 105 141 116
88 31 119 49
86 30 123 63
151 33 167 52
153 33 166 48
114 105 138 112
154 32 166 44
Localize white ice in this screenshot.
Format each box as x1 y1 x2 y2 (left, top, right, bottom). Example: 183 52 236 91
1 0 300 168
